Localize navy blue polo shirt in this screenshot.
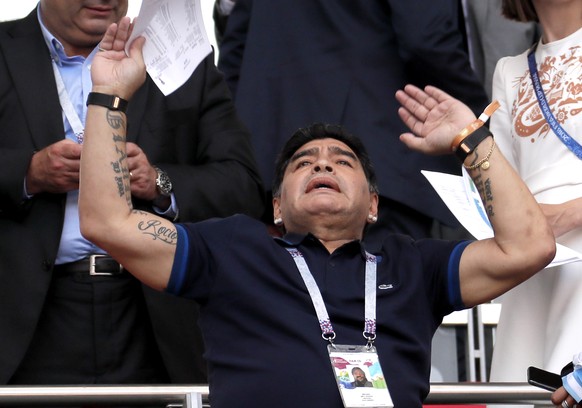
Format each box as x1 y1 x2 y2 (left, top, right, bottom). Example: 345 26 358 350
167 214 469 408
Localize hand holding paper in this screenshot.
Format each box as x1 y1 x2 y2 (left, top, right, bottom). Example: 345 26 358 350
126 0 212 96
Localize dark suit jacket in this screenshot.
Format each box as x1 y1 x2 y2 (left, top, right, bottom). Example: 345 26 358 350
218 0 489 226
0 10 264 384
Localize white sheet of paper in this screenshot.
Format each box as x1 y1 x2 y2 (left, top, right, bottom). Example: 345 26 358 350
127 0 212 96
422 169 582 268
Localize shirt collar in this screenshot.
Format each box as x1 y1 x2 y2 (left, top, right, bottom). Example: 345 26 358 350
275 232 367 257
37 4 96 66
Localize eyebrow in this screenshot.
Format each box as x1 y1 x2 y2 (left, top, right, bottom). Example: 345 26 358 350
290 145 357 163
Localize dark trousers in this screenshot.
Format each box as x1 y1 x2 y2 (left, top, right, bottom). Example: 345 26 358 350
9 271 168 385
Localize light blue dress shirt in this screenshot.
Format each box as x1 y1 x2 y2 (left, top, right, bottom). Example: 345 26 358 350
36 6 177 264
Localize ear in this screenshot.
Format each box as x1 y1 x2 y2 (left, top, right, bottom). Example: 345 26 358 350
272 196 282 221
369 192 379 217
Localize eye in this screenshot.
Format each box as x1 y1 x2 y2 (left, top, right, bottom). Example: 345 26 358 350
296 160 312 168
337 159 353 167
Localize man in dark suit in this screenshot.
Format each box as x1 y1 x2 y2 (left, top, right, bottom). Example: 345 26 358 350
217 0 489 245
0 0 264 385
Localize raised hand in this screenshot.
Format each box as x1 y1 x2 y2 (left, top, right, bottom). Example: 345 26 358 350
90 16 146 100
395 84 477 156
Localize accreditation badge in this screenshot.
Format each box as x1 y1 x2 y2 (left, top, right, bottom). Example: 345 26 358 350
328 344 393 408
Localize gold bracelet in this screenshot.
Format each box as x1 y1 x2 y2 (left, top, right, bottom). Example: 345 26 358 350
463 139 496 170
451 100 500 152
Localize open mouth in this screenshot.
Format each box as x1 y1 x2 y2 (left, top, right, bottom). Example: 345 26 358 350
305 177 340 193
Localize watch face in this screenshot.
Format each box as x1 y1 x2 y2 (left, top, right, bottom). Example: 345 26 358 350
155 168 172 196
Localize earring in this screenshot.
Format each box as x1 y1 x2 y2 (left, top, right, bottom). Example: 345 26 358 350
274 217 283 226
367 214 377 223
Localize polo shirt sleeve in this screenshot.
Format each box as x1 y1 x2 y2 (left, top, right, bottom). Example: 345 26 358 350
164 222 216 299
163 215 255 300
447 240 472 310
166 224 190 295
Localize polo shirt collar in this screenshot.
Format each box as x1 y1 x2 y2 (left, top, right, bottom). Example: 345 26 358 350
276 232 367 257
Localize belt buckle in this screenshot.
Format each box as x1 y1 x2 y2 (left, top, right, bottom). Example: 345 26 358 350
89 254 122 276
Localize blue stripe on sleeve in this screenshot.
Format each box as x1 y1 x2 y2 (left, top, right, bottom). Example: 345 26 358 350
447 240 472 310
166 224 190 295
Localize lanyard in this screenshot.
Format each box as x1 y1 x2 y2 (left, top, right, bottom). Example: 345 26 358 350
285 247 378 347
527 43 582 160
51 59 85 144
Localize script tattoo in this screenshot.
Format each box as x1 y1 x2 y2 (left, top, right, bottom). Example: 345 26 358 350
105 110 131 208
137 219 178 245
114 175 125 197
483 178 494 217
466 145 496 218
473 173 495 218
111 161 122 174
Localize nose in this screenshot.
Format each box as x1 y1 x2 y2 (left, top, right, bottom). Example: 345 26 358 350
313 161 333 173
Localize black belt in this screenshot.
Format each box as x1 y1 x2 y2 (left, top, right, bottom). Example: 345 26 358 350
54 255 125 277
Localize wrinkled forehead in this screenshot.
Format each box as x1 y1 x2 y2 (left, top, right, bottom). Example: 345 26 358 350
290 138 358 162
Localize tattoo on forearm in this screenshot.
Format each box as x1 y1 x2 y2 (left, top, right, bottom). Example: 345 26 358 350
473 173 495 218
111 161 122 174
107 110 125 130
137 219 178 245
484 177 494 217
467 143 497 217
105 111 132 208
114 175 125 197
484 179 493 202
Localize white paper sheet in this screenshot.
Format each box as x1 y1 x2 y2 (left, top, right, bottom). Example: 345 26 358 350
127 0 212 95
422 169 582 268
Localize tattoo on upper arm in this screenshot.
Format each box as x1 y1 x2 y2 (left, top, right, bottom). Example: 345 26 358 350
137 219 178 245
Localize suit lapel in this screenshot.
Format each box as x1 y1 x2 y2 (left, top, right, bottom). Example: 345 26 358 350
2 10 153 147
126 78 151 144
1 12 68 150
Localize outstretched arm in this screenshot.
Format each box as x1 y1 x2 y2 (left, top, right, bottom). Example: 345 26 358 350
396 85 555 307
79 18 175 290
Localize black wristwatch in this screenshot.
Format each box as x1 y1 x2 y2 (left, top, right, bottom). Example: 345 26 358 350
86 92 129 113
153 166 172 197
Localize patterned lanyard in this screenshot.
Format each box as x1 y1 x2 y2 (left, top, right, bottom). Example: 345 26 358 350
527 43 582 160
51 59 85 144
285 247 378 347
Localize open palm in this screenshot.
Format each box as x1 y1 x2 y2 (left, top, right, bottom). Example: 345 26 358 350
91 17 146 101
396 85 477 155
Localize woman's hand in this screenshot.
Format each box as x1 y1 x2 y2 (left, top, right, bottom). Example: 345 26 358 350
540 198 582 239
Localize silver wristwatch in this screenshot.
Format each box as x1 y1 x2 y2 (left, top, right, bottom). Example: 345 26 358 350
153 166 172 197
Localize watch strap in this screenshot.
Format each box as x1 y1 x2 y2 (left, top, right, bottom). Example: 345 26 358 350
86 92 128 113
454 126 493 162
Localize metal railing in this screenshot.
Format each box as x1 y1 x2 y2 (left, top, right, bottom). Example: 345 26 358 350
0 383 553 406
